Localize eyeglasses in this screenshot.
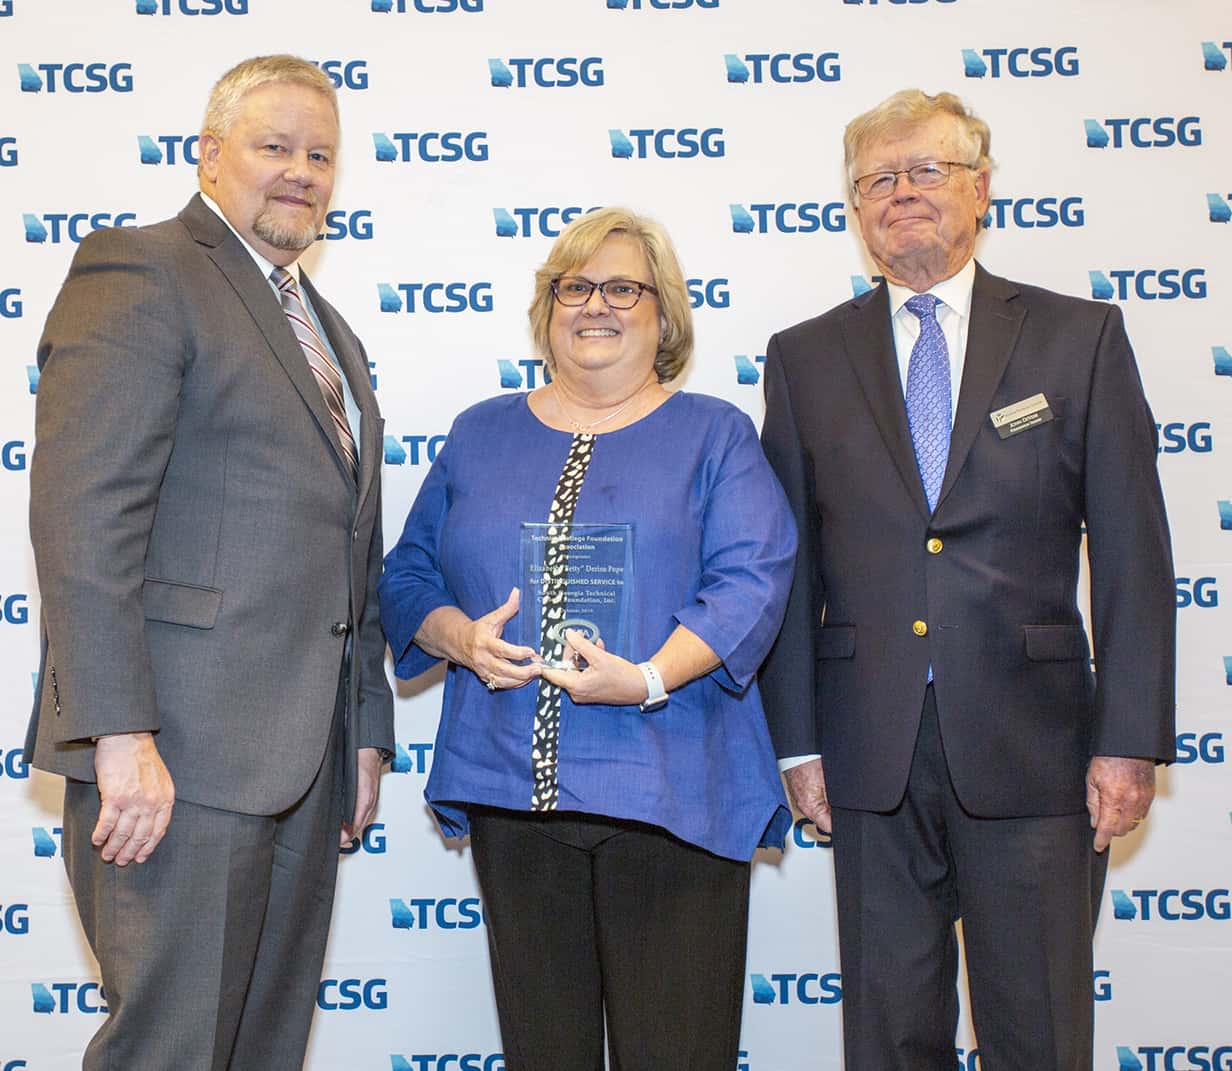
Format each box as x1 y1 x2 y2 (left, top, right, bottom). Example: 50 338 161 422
852 160 977 201
551 276 659 310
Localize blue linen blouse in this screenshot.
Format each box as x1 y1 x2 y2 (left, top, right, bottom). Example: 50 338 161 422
379 391 797 861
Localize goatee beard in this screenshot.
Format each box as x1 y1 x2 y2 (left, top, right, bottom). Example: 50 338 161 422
253 209 319 252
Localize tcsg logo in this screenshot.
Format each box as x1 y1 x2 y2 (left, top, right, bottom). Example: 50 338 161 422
3 440 27 468
313 59 368 90
0 904 29 935
734 355 766 386
1215 346 1232 377
391 1057 504 1071
730 202 845 234
0 0 11 15
1175 576 1218 608
389 897 486 930
0 288 21 319
317 211 373 242
0 748 30 779
0 595 28 624
0 137 16 167
384 435 447 466
749 971 842 1005
962 46 1078 78
791 817 832 849
340 821 387 854
489 57 603 88
32 982 109 1014
724 52 840 84
497 359 552 390
316 978 387 1011
138 135 198 165
32 826 61 857
609 128 724 159
24 213 137 245
608 0 719 8
1089 269 1206 301
1116 1045 1232 1071
494 207 600 238
1111 888 1231 921
688 278 729 309
390 742 434 773
983 197 1084 229
1201 41 1231 70
377 282 492 313
374 132 488 163
1174 732 1225 764
372 0 483 10
1209 194 1231 224
1085 117 1201 149
136 0 247 12
18 63 133 93
1158 423 1213 454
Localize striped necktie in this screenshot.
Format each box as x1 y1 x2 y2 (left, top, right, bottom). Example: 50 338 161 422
271 267 359 482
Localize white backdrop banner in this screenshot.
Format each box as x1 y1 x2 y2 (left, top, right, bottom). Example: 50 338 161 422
1 2 1229 1070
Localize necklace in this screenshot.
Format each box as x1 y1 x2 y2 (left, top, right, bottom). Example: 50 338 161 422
553 378 651 432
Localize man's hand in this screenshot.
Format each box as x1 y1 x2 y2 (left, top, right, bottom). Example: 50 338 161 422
1086 755 1156 853
92 731 175 866
341 747 383 848
785 757 831 834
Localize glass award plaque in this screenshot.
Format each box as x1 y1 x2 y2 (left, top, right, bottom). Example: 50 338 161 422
520 522 634 668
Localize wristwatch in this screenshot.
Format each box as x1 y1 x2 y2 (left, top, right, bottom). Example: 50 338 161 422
637 660 668 713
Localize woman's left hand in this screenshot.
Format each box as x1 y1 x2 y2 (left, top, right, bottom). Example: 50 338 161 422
538 629 648 707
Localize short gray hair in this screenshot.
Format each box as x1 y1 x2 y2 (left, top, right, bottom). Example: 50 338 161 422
201 55 338 141
844 89 991 186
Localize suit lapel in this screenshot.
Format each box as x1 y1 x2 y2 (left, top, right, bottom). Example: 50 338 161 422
302 271 382 511
839 285 931 518
179 195 357 491
935 264 1024 510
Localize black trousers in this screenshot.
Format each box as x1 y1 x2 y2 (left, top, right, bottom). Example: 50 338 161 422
468 807 751 1071
830 686 1108 1071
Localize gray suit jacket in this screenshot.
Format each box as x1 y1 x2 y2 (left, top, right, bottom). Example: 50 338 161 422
26 194 394 815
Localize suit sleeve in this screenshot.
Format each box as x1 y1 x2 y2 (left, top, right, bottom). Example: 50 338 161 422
758 336 823 758
354 417 395 755
1082 303 1176 761
29 227 186 743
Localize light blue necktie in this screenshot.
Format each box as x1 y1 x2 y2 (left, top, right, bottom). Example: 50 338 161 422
904 293 952 513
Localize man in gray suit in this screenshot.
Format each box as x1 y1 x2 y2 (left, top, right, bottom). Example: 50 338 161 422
25 55 394 1071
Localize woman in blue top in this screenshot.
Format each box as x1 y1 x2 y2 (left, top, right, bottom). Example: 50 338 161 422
379 207 796 1071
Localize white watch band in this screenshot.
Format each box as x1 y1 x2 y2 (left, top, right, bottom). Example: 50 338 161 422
638 660 668 712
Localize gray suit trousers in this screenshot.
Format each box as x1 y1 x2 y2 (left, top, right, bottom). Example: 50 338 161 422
63 700 344 1071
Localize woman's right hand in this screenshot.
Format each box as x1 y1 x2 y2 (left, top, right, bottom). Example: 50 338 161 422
453 588 542 691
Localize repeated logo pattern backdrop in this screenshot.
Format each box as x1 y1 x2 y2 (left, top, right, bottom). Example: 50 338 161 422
1 3 1229 1069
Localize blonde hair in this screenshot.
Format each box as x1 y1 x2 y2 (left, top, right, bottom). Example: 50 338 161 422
528 208 694 383
844 89 991 188
201 55 338 141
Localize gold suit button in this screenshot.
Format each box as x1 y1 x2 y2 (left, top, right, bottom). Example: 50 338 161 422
926 538 943 554
912 620 929 637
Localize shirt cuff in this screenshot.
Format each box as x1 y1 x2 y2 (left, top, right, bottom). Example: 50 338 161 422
778 753 820 773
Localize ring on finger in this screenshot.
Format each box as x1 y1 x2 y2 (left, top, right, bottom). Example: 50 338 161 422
485 676 498 692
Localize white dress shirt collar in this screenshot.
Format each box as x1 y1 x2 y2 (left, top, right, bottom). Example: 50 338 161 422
199 192 301 287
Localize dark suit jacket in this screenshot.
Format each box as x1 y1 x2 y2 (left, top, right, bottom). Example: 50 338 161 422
26 194 394 815
759 263 1175 818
